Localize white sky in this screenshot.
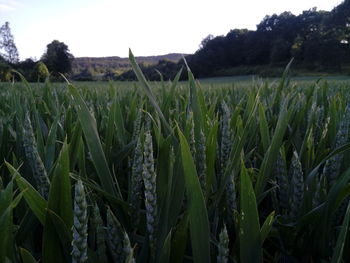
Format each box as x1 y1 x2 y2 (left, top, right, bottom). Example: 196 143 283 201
0 0 343 60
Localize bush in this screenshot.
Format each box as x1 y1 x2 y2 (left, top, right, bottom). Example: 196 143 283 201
34 61 49 82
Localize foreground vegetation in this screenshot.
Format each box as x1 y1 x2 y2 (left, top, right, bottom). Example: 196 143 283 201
1 53 350 263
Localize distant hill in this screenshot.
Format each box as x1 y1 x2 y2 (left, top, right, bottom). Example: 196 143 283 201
72 53 186 75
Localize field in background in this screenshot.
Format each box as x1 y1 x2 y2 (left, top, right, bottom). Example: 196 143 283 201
73 73 350 85
2 74 349 90
198 74 350 84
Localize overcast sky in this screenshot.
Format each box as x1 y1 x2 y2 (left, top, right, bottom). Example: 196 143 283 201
0 0 343 60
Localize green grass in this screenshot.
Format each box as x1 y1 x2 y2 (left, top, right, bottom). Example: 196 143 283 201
1 61 350 262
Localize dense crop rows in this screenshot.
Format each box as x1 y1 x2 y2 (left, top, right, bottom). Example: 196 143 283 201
1 54 350 263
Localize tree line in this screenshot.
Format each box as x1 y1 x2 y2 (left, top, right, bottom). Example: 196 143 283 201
185 1 350 78
0 23 73 82
119 0 350 80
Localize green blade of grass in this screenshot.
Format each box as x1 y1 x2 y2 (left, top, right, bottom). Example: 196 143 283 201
186 62 204 143
158 230 172 263
205 121 218 196
260 211 275 244
177 126 210 263
156 136 175 258
331 201 350 263
0 184 23 262
46 139 73 228
68 84 121 198
34 110 46 161
20 248 38 263
68 123 82 170
273 58 293 111
326 168 350 217
255 97 291 199
170 212 189 263
45 117 58 172
0 181 13 262
114 97 127 146
6 161 47 225
104 96 116 161
258 103 270 152
306 143 350 185
129 49 172 134
43 210 72 263
162 68 183 111
168 148 186 229
240 161 262 263
42 140 72 263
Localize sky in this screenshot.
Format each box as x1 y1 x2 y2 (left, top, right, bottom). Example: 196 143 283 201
0 0 344 60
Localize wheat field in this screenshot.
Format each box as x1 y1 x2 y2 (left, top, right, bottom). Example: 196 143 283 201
1 52 350 263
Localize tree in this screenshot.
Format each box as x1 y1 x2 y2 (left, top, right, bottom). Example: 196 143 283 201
0 22 19 64
0 55 12 81
270 38 291 64
16 58 36 81
199 34 214 49
42 40 74 76
225 29 249 67
72 67 94 81
103 68 116 81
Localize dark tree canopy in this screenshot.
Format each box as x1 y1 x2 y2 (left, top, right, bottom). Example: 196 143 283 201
42 40 74 75
181 2 350 77
0 22 19 64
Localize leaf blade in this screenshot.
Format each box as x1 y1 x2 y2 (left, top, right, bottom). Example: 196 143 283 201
177 127 210 263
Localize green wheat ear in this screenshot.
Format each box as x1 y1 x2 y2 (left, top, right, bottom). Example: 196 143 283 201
142 130 158 259
92 204 108 263
220 101 232 173
217 224 229 263
23 111 50 199
197 128 207 195
106 207 124 262
289 151 304 221
131 108 143 143
276 153 289 214
72 180 88 263
323 104 350 186
123 231 136 263
188 110 196 158
130 136 143 228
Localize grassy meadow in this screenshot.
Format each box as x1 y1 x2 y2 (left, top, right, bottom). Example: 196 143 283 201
1 54 350 263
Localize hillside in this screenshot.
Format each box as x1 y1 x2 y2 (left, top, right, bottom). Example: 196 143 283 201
72 53 186 75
